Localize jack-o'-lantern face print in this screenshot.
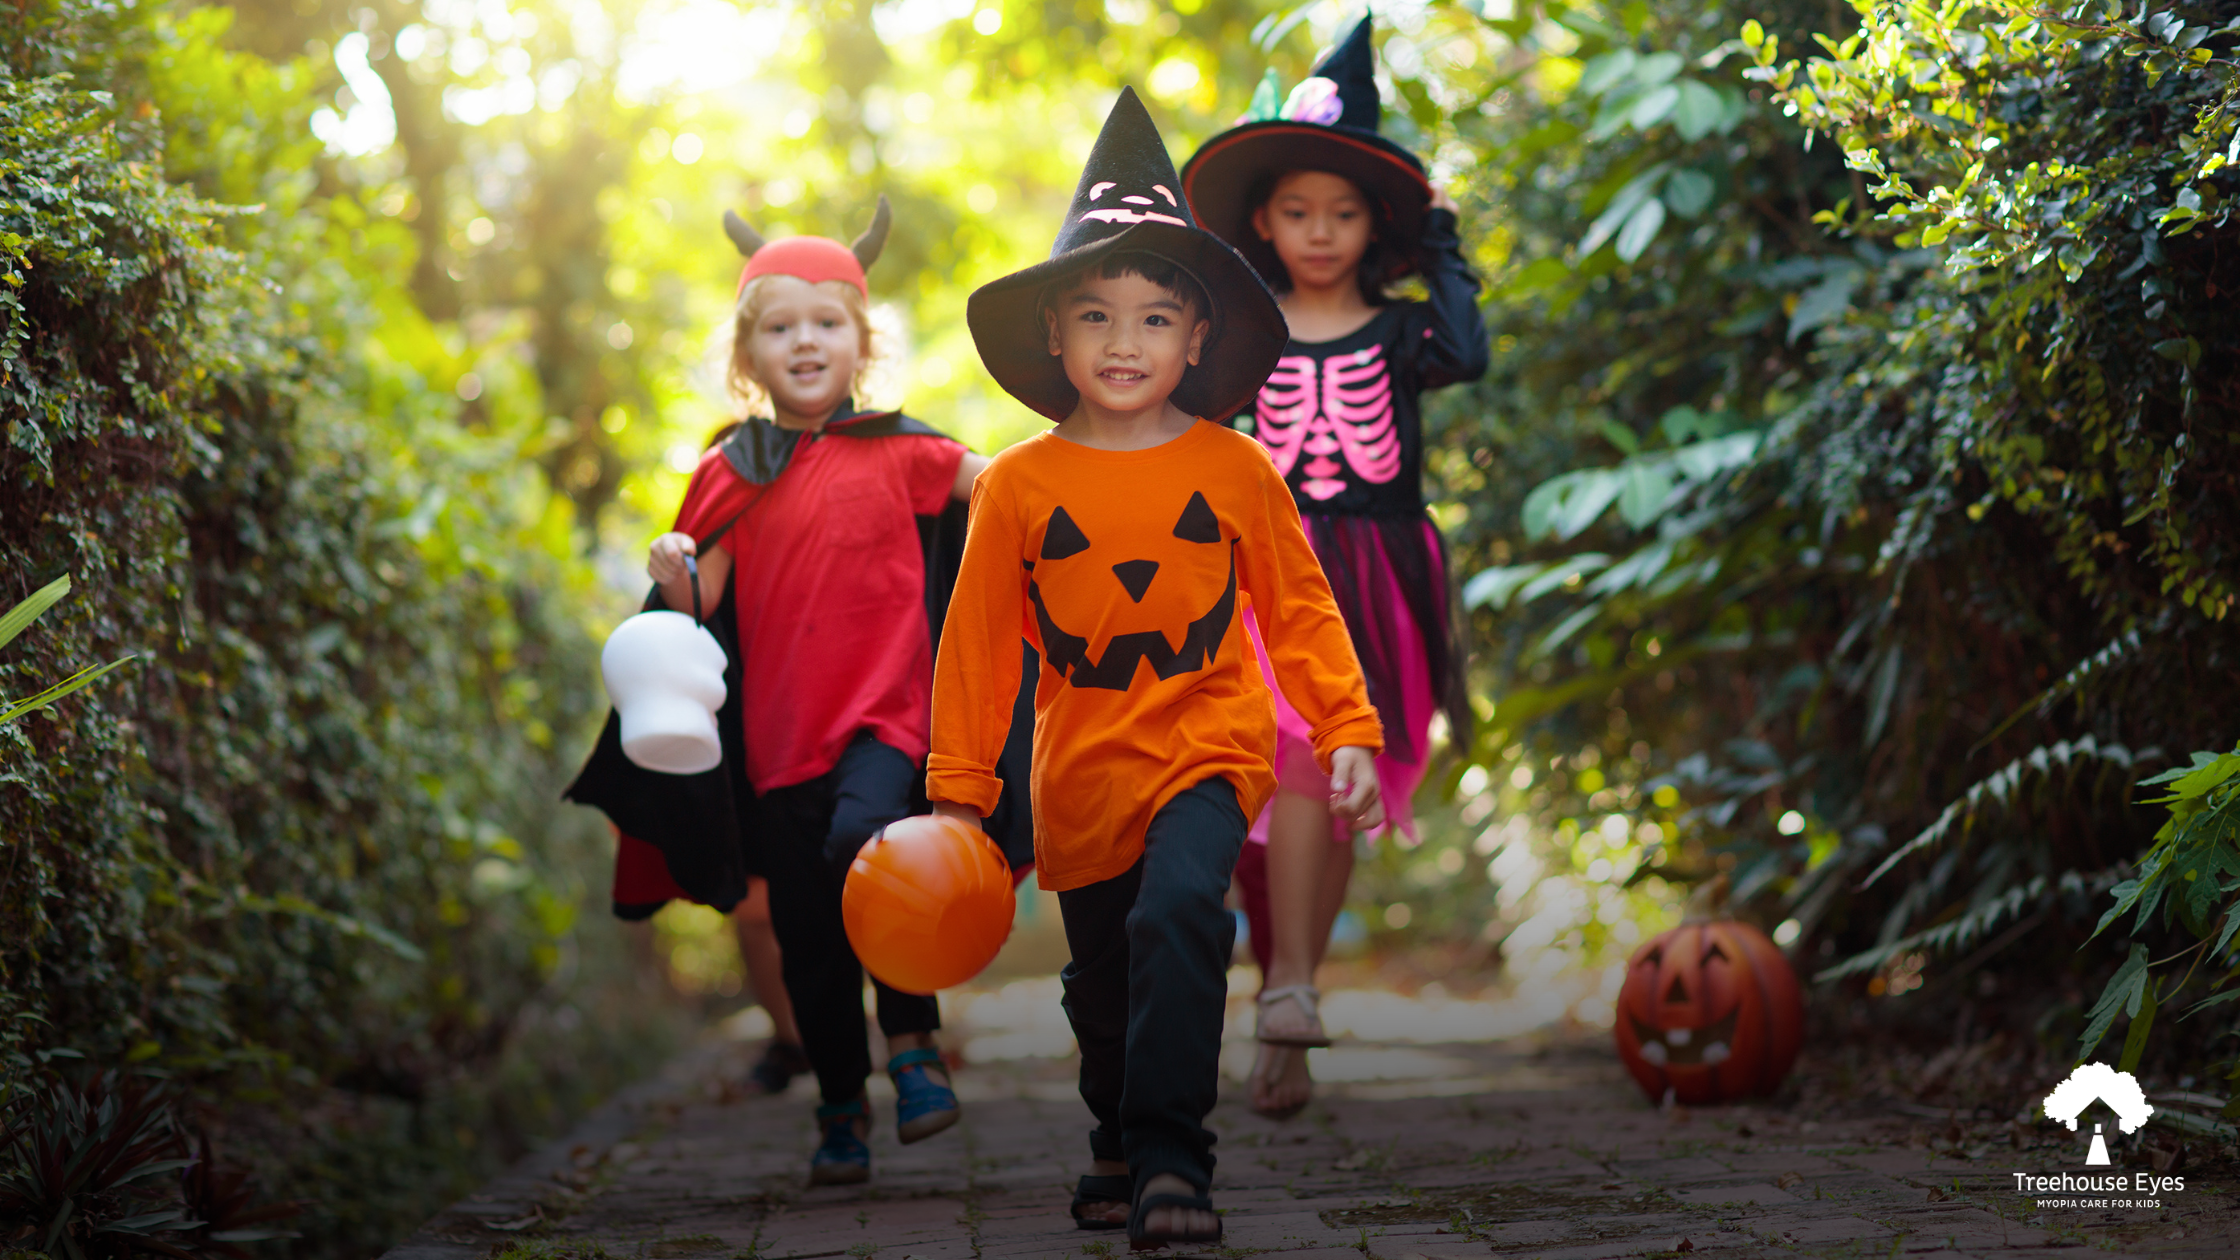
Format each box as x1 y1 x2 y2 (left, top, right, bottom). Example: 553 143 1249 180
1027 490 1237 690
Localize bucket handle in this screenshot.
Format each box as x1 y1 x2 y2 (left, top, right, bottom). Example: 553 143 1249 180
679 491 762 627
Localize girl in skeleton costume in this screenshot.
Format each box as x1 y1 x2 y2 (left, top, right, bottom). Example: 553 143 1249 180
1181 14 1487 1119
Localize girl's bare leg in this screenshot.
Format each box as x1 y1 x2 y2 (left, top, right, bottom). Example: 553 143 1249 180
1251 788 1357 1115
733 878 802 1045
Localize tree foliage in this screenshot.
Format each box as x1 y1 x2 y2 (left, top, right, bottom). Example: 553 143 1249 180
3 3 683 1251
1423 0 2240 1079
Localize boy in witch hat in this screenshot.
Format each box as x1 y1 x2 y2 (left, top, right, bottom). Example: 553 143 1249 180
1182 13 1489 1120
926 88 1385 1248
567 200 1039 1186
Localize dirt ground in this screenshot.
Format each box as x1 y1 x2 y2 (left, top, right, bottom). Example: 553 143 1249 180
376 977 2240 1260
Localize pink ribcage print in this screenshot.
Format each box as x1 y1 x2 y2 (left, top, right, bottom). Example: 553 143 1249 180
1252 345 1398 501
1254 355 1318 477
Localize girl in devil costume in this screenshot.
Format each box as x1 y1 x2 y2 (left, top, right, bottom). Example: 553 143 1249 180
568 201 1022 1187
1180 14 1489 1120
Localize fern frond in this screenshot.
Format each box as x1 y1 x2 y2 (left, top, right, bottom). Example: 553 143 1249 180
1970 629 2147 755
1860 736 2161 888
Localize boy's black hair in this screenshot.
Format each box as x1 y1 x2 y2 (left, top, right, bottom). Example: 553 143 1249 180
1036 251 1215 328
1245 170 1393 306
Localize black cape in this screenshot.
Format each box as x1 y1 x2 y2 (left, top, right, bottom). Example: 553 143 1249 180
563 409 1037 918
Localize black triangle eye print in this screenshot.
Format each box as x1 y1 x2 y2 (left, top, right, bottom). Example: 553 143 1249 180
1173 491 1222 543
1042 506 1091 559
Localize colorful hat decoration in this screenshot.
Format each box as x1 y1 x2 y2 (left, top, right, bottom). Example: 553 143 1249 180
966 87 1286 424
723 195 892 297
1180 14 1434 287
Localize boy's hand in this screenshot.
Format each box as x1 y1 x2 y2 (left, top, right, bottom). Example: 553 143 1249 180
648 532 696 583
1329 746 1386 831
931 800 984 831
1429 184 1459 213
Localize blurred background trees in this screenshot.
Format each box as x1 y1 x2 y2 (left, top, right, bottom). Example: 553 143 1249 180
3 0 2237 1249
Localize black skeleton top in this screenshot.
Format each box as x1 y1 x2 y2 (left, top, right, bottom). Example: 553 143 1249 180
1231 208 1488 518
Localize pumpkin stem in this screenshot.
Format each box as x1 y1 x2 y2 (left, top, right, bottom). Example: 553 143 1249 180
1680 873 1732 923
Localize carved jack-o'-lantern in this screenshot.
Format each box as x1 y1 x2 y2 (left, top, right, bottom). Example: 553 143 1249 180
1029 490 1238 690
1614 919 1803 1105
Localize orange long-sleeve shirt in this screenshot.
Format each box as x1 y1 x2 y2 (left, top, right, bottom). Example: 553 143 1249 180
929 421 1383 891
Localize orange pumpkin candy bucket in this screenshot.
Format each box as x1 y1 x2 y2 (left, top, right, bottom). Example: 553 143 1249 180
1613 919 1804 1105
841 815 1016 996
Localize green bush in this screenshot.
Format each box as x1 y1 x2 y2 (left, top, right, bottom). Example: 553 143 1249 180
2 4 683 1251
1403 0 2239 1069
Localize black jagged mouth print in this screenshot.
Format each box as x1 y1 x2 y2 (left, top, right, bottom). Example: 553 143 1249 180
1030 543 1238 691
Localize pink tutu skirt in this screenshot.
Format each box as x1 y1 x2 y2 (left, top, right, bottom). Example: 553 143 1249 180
1243 514 1457 848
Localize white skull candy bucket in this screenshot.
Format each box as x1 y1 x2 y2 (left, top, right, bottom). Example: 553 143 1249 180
601 610 727 774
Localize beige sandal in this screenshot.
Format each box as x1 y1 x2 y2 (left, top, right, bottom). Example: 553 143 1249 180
1248 1043 1311 1121
1255 984 1332 1048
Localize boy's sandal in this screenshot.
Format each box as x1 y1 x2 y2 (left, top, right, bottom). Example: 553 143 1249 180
1070 1173 1133 1230
886 1047 961 1145
1254 984 1333 1048
748 1040 811 1095
1126 1184 1223 1251
809 1096 872 1186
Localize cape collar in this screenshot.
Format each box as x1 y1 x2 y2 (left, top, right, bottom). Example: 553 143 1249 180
717 401 946 485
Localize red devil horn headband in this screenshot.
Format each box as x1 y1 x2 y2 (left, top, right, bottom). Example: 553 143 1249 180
726 195 891 298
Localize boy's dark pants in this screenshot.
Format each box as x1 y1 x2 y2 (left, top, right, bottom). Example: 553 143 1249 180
757 731 940 1106
1056 778 1247 1191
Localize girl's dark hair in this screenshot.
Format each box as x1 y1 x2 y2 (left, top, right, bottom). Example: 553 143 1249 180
1245 169 1393 305
1036 252 1215 327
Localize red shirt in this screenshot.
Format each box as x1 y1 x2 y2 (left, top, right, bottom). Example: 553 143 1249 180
674 427 965 792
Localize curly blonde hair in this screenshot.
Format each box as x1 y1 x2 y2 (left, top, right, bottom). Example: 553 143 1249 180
724 275 883 417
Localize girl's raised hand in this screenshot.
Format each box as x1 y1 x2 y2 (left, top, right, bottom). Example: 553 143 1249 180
647 531 697 583
1428 184 1458 214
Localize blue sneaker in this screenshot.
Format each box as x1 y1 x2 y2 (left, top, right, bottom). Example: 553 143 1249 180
886 1047 960 1145
808 1096 871 1185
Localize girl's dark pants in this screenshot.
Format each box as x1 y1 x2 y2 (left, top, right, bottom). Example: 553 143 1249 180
1056 777 1246 1192
755 731 940 1105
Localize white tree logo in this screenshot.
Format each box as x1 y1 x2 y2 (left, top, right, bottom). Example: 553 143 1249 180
2042 1063 2154 1166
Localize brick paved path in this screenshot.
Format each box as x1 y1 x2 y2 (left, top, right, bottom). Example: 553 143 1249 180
384 988 2238 1260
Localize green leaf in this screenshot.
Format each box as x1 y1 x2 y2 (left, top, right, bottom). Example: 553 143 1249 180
1508 256 1571 295
1462 564 1547 611
2079 943 2151 1061
1526 467 1629 540
1614 197 1667 261
1617 461 1681 528
0 573 71 651
2167 752 2240 799
2118 977 2159 1073
1598 419 1641 454
1673 80 1724 141
1787 271 1857 343
0 654 137 726
2151 337 2202 368
2182 985 2240 1020
1662 167 1716 217
1631 51 1685 86
1577 49 1640 97
1740 18 1766 47
1628 83 1682 130
1580 164 1669 255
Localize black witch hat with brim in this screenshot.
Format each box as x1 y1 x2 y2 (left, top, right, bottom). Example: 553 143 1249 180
1179 15 1432 287
967 87 1286 424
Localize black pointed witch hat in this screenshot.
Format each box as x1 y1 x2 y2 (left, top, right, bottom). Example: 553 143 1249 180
967 87 1286 423
1180 14 1433 288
